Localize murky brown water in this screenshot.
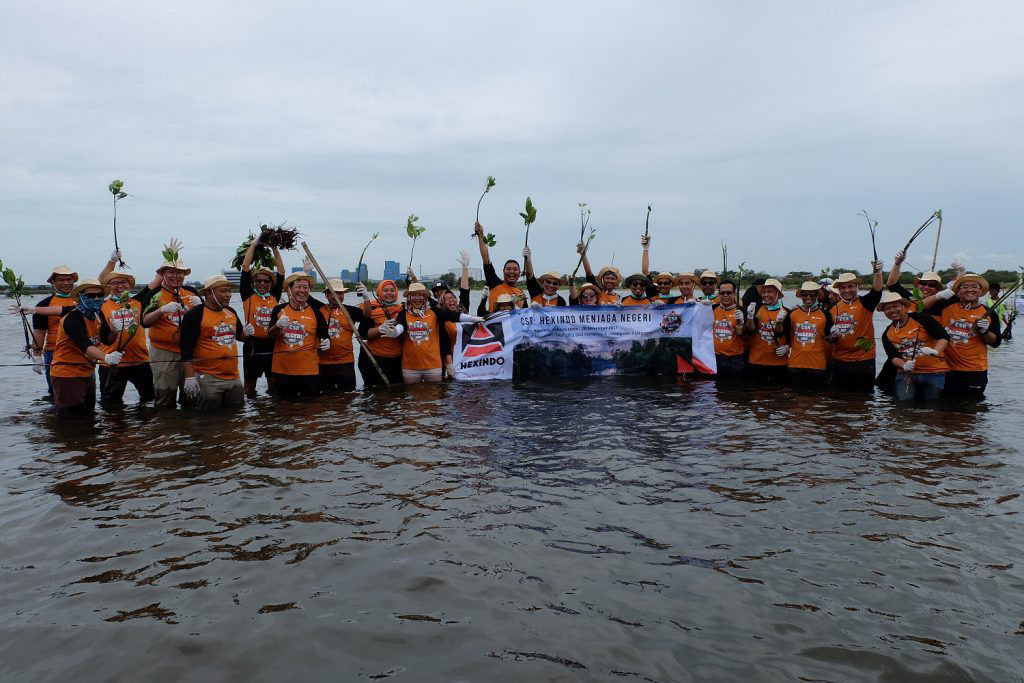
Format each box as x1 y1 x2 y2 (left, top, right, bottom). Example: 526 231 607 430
1 296 1022 682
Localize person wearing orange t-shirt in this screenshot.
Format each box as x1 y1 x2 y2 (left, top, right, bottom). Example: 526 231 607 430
744 278 789 383
827 262 884 392
180 275 254 409
49 279 123 418
621 273 652 306
523 247 567 307
355 279 406 388
568 282 601 306
711 279 746 378
673 272 699 304
31 264 79 395
780 281 834 386
239 233 285 396
97 270 155 404
139 238 202 407
923 273 1001 398
318 279 367 393
879 291 949 401
392 282 483 383
269 272 329 398
473 221 526 312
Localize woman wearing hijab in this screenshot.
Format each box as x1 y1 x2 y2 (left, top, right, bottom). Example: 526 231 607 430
355 279 406 387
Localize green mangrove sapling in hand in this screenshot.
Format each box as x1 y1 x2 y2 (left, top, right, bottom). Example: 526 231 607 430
520 196 538 249
108 180 129 268
406 214 426 271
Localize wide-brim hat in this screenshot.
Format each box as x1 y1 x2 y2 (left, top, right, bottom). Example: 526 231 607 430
251 266 277 279
827 284 839 296
405 282 430 298
69 278 109 298
47 265 79 284
538 271 562 283
651 271 674 285
674 272 697 287
283 271 313 288
596 266 622 282
199 275 233 296
913 271 943 287
796 281 822 296
624 272 648 287
756 278 785 297
157 259 192 276
952 273 989 293
495 293 515 305
834 272 861 286
878 291 914 309
101 270 136 288
577 283 601 298
698 270 719 283
323 278 350 294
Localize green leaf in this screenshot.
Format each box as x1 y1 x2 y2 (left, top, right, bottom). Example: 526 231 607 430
486 175 496 190
484 233 497 247
854 336 874 352
405 214 425 240
108 179 124 194
162 247 178 263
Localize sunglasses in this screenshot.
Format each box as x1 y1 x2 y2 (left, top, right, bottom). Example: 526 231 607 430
700 280 717 286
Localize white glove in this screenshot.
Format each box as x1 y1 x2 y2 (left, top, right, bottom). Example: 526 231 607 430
186 295 202 307
902 359 916 372
918 346 939 357
242 323 255 337
459 314 485 324
355 283 369 299
894 250 905 264
640 235 650 249
446 362 456 377
302 257 314 274
975 318 991 334
379 320 398 338
160 302 184 314
165 237 183 255
319 338 331 351
734 309 744 325
530 300 541 309
481 286 490 300
871 259 883 273
110 249 122 263
104 351 124 365
576 241 585 254
950 259 965 274
522 246 531 260
650 298 664 306
457 250 470 268
775 344 790 357
183 376 200 398
275 314 291 329
11 304 35 315
697 297 712 306
936 288 955 300
109 316 127 332
746 303 756 317
31 354 43 375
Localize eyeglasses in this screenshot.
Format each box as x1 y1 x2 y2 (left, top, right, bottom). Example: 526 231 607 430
80 292 105 299
719 290 735 296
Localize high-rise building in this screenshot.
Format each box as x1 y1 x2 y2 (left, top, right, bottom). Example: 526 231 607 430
340 264 367 283
221 269 242 286
383 260 401 281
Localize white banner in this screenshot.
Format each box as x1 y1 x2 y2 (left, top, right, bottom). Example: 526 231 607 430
453 312 515 381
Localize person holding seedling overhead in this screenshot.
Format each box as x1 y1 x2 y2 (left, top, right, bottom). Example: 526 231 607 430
49 278 123 418
744 278 789 383
269 271 329 398
921 273 1001 398
522 248 566 307
139 238 202 407
32 264 80 395
827 260 884 391
474 222 526 312
355 279 406 387
239 232 286 396
879 291 949 401
780 281 833 386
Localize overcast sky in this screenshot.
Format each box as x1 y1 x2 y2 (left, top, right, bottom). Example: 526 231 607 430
2 1 1022 283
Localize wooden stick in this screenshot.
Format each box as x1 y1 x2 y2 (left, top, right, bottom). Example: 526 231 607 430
301 241 391 388
931 212 943 271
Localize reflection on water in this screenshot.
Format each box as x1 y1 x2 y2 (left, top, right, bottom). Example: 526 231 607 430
0 308 1022 682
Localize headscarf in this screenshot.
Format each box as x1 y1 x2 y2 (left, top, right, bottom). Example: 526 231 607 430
376 280 401 307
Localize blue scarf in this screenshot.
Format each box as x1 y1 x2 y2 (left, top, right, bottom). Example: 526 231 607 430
76 295 104 320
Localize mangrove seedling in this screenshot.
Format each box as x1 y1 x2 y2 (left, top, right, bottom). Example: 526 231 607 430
858 210 879 261
1 259 35 358
108 179 129 268
520 196 538 249
899 210 939 257
470 175 496 238
578 202 591 243
930 209 943 271
644 205 652 237
405 214 426 270
231 222 300 271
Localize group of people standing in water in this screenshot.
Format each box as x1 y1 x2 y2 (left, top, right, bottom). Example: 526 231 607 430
12 221 1012 419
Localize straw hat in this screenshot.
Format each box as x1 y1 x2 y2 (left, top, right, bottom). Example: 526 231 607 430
323 278 350 295
577 283 601 298
827 283 839 296
69 278 109 298
624 272 649 287
101 270 136 288
951 273 989 293
283 271 313 288
538 271 562 283
199 274 233 296
878 291 914 308
404 282 430 298
495 293 515 305
796 281 821 296
834 272 862 286
156 259 191 275
674 272 697 287
251 266 277 279
756 278 785 297
47 265 79 284
597 266 622 282
699 270 719 283
912 271 943 287
651 271 674 285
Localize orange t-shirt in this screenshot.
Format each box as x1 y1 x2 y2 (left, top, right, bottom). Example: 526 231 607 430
787 307 829 370
147 288 197 353
51 313 102 379
487 284 526 312
321 307 355 365
830 297 875 362
938 302 992 371
884 317 948 374
712 305 745 357
530 293 565 306
401 308 443 371
749 306 787 366
101 298 148 365
244 293 278 340
446 321 457 349
598 291 620 305
365 303 404 357
39 293 76 351
192 307 241 380
271 305 320 376
620 296 650 307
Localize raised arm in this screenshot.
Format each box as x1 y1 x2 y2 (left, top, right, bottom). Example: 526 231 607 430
640 235 650 275
474 222 492 266
240 234 261 272
273 245 284 275
886 250 905 288
871 259 884 291
579 241 594 280
523 246 534 279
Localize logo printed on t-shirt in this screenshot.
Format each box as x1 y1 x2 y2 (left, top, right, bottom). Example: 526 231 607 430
759 319 776 343
212 321 235 347
328 317 341 339
795 320 817 345
713 318 733 341
833 312 855 336
283 321 307 347
253 305 273 329
946 318 974 345
408 319 430 344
